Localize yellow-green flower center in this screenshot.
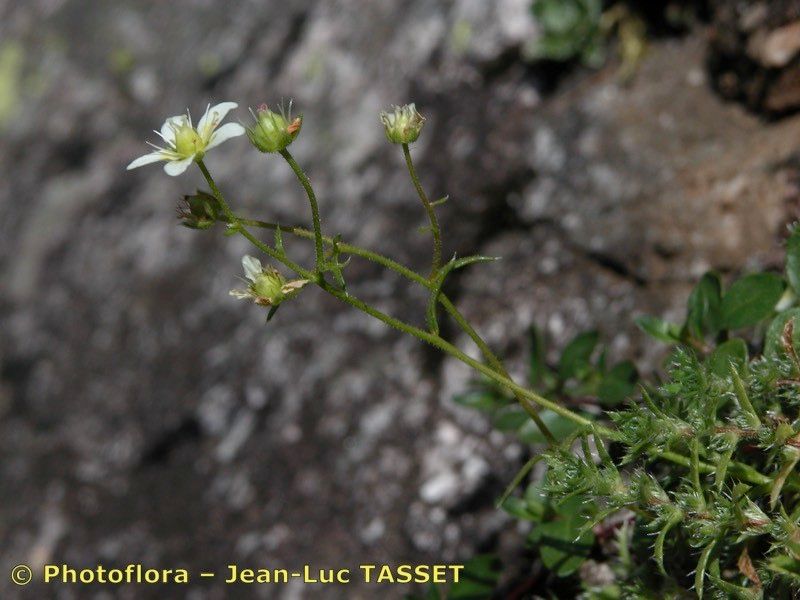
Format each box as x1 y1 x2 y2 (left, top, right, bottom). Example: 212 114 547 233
174 123 203 157
252 271 285 302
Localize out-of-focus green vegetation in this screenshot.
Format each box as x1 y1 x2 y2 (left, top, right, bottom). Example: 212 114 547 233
529 0 606 67
527 0 705 79
0 41 23 128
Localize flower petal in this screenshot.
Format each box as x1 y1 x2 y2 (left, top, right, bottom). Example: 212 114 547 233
242 255 262 282
282 279 311 294
160 115 188 145
206 122 245 150
126 152 167 170
197 102 238 141
229 288 252 299
163 155 195 176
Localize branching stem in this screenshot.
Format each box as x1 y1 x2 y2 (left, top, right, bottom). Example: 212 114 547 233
198 162 773 489
222 213 555 443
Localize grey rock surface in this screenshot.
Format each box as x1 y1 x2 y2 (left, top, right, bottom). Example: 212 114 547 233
1 1 800 599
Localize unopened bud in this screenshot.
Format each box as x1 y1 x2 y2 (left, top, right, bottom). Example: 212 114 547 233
246 103 302 153
380 103 425 144
177 190 220 230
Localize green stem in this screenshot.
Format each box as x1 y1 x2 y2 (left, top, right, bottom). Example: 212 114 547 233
690 438 706 508
198 161 311 277
225 216 507 372
321 278 594 429
279 149 325 274
221 213 555 443
201 167 582 427
402 143 442 277
434 297 556 443
496 454 544 508
659 450 771 486
199 166 773 489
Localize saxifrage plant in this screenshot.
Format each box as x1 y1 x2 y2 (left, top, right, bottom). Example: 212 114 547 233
128 99 800 598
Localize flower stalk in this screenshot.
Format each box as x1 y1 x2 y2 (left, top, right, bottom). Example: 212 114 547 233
402 142 442 278
279 149 325 276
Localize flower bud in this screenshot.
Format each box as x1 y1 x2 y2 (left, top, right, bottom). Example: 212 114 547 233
246 103 302 153
177 190 220 230
379 103 425 144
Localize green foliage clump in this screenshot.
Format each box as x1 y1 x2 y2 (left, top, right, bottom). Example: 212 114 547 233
530 0 606 66
534 226 800 598
545 346 800 598
454 226 800 598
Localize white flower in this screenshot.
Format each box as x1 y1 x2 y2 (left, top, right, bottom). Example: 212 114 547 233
229 255 310 307
127 102 245 176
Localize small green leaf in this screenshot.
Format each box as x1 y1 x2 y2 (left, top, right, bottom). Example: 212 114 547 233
501 494 546 522
686 271 722 338
528 325 548 387
517 410 582 445
453 390 508 412
224 222 242 236
706 338 748 377
558 330 599 380
766 554 800 584
707 560 761 600
720 272 784 330
695 541 716 600
770 447 800 510
653 511 682 575
492 407 529 432
448 555 501 600
597 361 638 406
322 234 350 291
426 255 498 334
496 456 545 510
635 315 682 344
532 513 595 577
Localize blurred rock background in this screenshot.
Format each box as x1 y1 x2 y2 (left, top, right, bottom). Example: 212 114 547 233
1 0 800 598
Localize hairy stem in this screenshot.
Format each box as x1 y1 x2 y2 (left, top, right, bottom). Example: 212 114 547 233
198 161 311 276
199 165 772 489
222 213 555 443
402 143 442 277
279 149 325 274
200 165 581 427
